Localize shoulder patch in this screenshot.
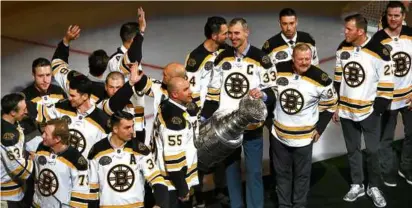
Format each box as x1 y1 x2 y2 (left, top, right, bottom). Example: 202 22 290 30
159 101 187 131
2 132 16 140
304 66 332 86
262 55 271 65
76 156 88 170
137 142 150 155
263 41 270 50
187 58 196 67
321 73 329 82
247 46 273 69
382 47 390 56
171 116 183 125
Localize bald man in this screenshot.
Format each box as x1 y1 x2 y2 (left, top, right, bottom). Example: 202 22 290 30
149 77 199 208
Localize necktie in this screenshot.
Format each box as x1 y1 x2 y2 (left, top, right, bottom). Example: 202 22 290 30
289 40 295 47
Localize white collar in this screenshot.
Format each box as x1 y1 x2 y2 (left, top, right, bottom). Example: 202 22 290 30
120 45 128 54
281 32 297 45
169 99 187 111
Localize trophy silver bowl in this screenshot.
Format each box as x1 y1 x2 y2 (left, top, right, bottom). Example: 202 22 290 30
195 95 268 172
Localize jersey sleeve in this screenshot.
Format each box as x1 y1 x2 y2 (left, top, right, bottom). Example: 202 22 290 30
0 137 33 181
333 49 343 97
141 153 169 207
311 45 320 67
201 64 222 118
317 79 338 135
51 41 72 94
69 156 91 208
87 153 100 206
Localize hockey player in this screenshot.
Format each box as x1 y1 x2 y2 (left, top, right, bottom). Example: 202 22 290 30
262 8 319 66
333 14 393 207
32 118 90 208
184 16 229 108
51 25 107 104
107 7 146 79
184 16 229 207
271 43 337 207
88 111 168 208
261 8 320 193
201 18 276 208
21 58 66 136
37 73 110 159
151 77 198 208
1 93 34 207
373 1 412 187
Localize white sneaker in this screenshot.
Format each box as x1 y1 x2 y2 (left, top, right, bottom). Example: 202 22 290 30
343 184 365 202
367 186 387 207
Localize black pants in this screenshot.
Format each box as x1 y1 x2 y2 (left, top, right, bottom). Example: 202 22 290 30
341 113 381 187
272 137 313 208
6 200 28 208
380 107 412 175
168 190 193 208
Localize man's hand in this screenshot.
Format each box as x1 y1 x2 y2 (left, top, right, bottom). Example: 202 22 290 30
249 88 263 99
128 62 144 86
407 95 412 111
312 130 320 143
137 7 146 33
179 192 190 202
63 25 81 45
332 109 340 123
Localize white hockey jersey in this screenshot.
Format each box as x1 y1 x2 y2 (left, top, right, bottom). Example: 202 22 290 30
107 45 144 80
41 101 109 158
151 99 198 192
373 26 412 110
184 44 228 108
88 135 167 207
334 37 394 121
262 31 319 66
272 61 338 147
203 44 276 132
1 119 34 201
33 144 89 208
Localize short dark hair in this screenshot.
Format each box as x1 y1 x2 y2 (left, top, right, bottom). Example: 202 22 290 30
279 8 297 20
109 111 134 131
229 17 248 29
344 13 368 33
204 16 227 39
120 22 140 42
1 93 25 114
69 73 93 96
386 1 407 14
32 58 51 74
88 49 109 77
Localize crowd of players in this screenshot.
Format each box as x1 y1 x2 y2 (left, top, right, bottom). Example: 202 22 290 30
1 1 412 208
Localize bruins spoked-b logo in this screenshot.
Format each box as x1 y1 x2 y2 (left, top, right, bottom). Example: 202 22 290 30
38 169 58 197
392 52 411 77
343 62 365 87
280 89 304 115
68 129 86 154
107 164 135 192
224 72 250 99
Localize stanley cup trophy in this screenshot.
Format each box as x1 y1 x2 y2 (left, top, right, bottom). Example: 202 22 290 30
195 95 268 172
